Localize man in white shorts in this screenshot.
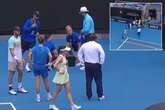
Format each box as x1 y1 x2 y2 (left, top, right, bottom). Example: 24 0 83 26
8 26 28 95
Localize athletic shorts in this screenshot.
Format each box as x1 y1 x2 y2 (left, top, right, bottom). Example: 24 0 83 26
32 65 48 79
8 62 23 72
21 40 36 53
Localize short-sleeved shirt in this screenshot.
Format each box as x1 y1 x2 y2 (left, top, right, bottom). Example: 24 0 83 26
66 32 81 51
44 40 56 53
8 36 22 63
32 45 50 69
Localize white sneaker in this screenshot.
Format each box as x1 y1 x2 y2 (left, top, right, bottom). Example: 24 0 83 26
9 89 17 95
18 87 28 93
71 104 81 110
49 104 59 110
76 63 81 67
36 95 41 103
80 66 85 71
98 95 105 101
25 64 31 72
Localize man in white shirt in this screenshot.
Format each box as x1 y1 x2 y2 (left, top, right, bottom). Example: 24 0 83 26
8 26 28 95
78 34 105 101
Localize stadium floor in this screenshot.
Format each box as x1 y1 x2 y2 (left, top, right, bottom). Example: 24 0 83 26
1 37 165 110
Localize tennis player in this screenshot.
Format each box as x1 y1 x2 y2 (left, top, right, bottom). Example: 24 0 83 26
29 35 52 102
49 46 81 110
21 11 41 72
8 26 28 95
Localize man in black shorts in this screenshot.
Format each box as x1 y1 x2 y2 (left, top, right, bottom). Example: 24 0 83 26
21 11 41 72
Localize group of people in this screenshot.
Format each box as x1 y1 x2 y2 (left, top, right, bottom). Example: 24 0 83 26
7 6 105 110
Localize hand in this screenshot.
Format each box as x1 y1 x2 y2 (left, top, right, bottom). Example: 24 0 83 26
59 69 65 74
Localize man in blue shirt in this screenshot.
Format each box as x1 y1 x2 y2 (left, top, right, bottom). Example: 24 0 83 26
21 11 41 72
44 34 57 61
29 35 52 102
79 6 95 42
65 25 83 66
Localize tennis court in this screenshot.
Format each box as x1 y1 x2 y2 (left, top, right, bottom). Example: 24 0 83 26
110 20 162 50
1 36 165 110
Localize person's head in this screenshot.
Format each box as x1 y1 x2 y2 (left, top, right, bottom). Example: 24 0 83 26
88 33 97 41
38 35 45 44
13 25 21 37
58 45 71 56
32 10 40 21
65 25 73 35
79 6 89 16
44 34 53 41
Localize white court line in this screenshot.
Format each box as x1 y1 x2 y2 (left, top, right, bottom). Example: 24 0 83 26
0 102 16 110
128 37 161 47
126 40 156 49
117 38 128 50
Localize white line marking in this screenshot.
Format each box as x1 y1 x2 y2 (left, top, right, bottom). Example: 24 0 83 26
117 38 128 50
0 102 16 110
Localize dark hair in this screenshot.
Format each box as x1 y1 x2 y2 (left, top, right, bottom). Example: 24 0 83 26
13 25 20 32
57 45 66 54
38 35 45 44
89 33 97 41
44 34 51 40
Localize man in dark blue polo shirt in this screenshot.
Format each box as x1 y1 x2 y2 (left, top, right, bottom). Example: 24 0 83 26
21 11 41 72
65 25 84 66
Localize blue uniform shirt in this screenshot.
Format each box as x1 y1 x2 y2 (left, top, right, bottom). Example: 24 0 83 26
32 45 50 67
44 40 56 53
22 18 41 42
81 14 95 36
66 32 82 51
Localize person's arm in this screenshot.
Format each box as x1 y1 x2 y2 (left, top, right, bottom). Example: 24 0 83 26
78 46 84 64
81 17 90 34
8 38 19 63
98 44 105 64
53 55 64 74
23 19 33 33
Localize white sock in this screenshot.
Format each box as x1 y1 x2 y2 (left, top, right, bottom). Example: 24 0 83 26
47 92 51 97
9 84 13 87
26 63 29 67
37 93 40 98
18 82 22 89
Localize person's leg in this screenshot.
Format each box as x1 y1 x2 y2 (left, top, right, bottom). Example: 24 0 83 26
43 75 51 100
64 82 81 110
8 62 17 95
93 64 103 98
35 75 41 102
26 41 36 72
17 63 28 93
85 63 94 100
64 82 74 106
49 84 62 110
50 84 63 104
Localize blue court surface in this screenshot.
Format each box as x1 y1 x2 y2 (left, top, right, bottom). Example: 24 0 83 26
110 21 162 50
1 36 165 110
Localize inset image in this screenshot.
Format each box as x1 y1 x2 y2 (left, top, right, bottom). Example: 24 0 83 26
109 2 162 51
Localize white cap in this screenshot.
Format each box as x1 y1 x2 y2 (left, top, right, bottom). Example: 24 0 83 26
79 6 89 13
61 46 71 51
